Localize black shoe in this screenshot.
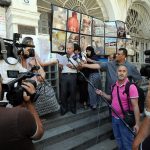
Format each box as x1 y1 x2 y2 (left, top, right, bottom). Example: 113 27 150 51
110 133 115 140
70 108 76 114
90 105 97 111
60 107 68 116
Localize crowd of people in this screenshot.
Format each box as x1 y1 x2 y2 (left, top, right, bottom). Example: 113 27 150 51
1 36 150 150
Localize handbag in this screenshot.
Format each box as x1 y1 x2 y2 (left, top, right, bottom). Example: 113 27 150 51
117 86 135 127
35 81 60 116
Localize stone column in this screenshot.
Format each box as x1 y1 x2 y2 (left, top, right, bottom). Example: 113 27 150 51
5 0 40 39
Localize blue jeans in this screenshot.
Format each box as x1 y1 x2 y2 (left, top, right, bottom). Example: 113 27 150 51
112 117 134 150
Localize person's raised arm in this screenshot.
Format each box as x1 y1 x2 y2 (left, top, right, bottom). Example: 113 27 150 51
21 82 44 140
81 63 101 69
35 53 58 67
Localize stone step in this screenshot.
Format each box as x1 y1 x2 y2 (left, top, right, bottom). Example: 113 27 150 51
87 139 117 150
41 105 108 130
43 123 112 150
34 109 110 149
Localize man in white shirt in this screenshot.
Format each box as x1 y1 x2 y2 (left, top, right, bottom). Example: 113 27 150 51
59 42 78 115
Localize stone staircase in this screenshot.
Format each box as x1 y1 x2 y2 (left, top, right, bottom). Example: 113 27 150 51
34 104 117 150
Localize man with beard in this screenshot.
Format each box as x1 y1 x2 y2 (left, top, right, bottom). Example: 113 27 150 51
96 65 140 150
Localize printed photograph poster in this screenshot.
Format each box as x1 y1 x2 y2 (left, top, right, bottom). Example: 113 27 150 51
52 5 67 30
105 38 117 55
80 14 92 35
116 20 126 38
117 38 126 49
66 32 79 44
92 36 104 55
80 35 92 52
67 10 80 33
52 29 66 53
126 39 134 56
92 18 104 36
105 21 117 37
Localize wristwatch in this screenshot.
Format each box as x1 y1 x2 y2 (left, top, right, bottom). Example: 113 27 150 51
144 108 150 117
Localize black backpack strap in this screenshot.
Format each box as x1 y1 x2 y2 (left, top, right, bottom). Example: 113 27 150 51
123 82 131 97
123 82 134 111
111 83 116 99
117 86 126 115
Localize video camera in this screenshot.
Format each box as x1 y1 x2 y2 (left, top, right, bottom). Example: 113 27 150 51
2 70 39 106
0 33 35 64
0 34 38 106
140 50 150 78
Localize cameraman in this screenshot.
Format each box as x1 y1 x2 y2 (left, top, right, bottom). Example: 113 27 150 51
0 81 44 150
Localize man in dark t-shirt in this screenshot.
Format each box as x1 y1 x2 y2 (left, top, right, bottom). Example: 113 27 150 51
0 81 44 150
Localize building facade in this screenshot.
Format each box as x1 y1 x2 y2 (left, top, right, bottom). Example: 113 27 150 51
1 0 150 63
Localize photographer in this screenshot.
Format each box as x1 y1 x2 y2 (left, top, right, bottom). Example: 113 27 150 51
0 80 44 150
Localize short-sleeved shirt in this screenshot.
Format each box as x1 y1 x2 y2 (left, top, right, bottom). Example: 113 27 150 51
111 78 139 118
99 60 142 94
61 54 78 74
0 107 36 150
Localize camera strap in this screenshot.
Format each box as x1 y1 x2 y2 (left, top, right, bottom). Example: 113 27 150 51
0 38 19 65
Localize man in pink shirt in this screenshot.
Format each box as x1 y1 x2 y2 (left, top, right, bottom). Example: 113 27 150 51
96 65 140 150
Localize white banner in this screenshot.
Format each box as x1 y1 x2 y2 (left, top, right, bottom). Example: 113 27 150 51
0 7 6 38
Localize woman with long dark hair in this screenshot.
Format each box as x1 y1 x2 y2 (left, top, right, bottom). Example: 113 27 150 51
86 46 102 110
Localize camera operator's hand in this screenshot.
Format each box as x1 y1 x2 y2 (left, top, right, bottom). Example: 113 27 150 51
21 82 44 140
21 81 36 102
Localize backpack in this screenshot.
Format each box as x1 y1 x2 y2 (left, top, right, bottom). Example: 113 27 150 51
124 82 145 113
112 82 145 113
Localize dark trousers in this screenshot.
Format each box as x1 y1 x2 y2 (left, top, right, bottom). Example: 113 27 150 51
77 77 88 104
60 73 77 111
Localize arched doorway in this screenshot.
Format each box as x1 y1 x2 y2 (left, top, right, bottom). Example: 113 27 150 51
126 1 150 63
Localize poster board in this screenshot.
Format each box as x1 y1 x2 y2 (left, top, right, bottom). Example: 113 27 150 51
92 36 104 55
105 21 117 37
67 10 80 33
92 18 104 36
116 20 126 38
52 29 66 53
80 35 91 52
80 14 92 35
105 38 117 55
51 5 132 56
0 7 6 38
52 6 67 30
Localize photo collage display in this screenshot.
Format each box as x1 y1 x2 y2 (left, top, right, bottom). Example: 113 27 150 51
51 5 133 56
